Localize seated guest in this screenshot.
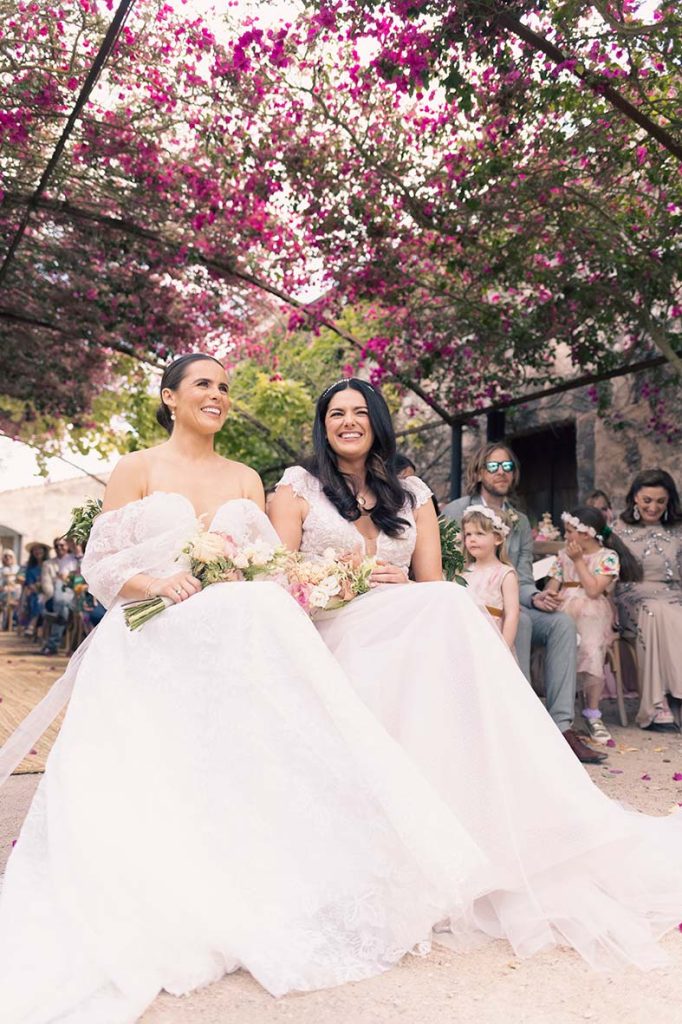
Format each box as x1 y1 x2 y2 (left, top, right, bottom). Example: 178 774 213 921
546 507 639 745
442 442 603 764
613 469 682 730
394 453 440 513
17 542 50 637
585 489 614 526
40 536 80 656
0 550 22 627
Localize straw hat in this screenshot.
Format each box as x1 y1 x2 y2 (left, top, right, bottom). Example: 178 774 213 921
24 541 51 557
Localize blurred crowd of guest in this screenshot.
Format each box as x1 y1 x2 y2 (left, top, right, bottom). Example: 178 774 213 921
0 535 104 654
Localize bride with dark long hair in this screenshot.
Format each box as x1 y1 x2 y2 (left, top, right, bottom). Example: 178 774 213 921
269 377 682 971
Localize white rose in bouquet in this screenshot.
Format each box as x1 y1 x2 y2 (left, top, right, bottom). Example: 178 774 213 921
246 540 277 567
309 575 342 608
190 531 229 564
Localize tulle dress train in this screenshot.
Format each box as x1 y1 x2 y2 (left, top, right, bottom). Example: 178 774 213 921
277 467 682 971
0 495 488 1024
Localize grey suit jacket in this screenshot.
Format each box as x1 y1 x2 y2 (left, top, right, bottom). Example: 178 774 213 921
442 494 538 607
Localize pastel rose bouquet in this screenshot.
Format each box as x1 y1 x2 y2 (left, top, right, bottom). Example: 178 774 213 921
123 529 289 630
282 548 375 616
123 531 374 631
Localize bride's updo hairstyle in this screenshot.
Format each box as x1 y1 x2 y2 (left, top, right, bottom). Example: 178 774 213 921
307 378 414 538
156 353 225 434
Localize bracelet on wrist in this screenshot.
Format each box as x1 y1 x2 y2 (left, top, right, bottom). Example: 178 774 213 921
143 579 157 600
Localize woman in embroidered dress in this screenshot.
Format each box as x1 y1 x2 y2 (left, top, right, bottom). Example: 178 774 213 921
545 507 638 745
268 377 682 973
0 355 491 1024
613 469 682 730
461 505 519 652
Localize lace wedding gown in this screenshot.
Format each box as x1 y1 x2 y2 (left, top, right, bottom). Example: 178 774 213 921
0 494 491 1024
277 467 682 970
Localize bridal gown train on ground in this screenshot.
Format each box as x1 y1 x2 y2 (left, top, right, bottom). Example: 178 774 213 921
0 494 490 1024
277 466 682 971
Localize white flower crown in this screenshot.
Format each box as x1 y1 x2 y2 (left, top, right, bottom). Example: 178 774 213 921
463 505 510 537
561 511 601 542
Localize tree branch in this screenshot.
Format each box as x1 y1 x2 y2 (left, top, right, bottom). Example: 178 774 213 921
496 10 682 162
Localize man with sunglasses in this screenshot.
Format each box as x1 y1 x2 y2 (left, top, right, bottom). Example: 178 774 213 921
443 441 605 766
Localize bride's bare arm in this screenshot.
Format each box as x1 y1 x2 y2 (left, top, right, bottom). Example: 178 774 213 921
267 485 306 551
100 456 200 604
410 501 444 582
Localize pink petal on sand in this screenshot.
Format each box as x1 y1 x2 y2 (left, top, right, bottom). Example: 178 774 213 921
29 749 37 756
641 774 651 781
609 769 624 775
606 739 616 747
673 773 682 782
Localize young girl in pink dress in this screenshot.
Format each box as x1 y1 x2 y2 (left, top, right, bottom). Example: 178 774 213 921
462 506 520 651
545 507 638 745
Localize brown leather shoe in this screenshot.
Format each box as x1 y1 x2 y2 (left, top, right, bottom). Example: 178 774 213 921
563 728 607 764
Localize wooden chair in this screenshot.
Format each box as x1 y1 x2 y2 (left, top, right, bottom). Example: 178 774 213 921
605 631 639 727
65 611 86 653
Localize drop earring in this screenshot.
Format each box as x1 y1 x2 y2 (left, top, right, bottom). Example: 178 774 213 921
170 411 176 422
633 506 641 521
663 507 669 523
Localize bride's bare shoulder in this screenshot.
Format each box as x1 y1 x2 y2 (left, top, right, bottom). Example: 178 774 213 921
103 450 158 511
216 456 265 503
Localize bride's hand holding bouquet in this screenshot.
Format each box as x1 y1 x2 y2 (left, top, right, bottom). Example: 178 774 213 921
123 528 287 630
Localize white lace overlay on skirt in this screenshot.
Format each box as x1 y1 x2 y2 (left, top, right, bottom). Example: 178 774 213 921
0 494 490 1024
274 467 682 975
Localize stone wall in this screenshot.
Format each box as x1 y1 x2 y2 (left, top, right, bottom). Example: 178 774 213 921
0 476 107 559
399 374 682 516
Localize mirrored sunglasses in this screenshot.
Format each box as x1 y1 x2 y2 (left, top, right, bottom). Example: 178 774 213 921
485 460 514 473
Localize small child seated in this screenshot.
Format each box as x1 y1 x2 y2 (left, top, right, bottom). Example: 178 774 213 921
462 506 520 651
545 507 638 745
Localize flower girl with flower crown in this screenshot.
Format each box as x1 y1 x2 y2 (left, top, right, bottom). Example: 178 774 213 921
461 506 520 652
545 507 639 745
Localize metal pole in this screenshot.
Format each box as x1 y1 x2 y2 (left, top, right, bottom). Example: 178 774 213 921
486 410 506 441
449 422 463 500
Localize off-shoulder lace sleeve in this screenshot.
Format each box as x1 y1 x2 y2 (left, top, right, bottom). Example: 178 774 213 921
276 465 318 502
402 475 433 509
80 498 191 608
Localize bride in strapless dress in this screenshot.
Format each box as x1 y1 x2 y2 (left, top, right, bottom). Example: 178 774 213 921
0 356 489 1024
268 377 682 973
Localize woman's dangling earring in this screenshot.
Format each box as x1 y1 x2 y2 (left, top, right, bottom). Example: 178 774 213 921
633 505 641 521
170 411 176 422
663 507 669 523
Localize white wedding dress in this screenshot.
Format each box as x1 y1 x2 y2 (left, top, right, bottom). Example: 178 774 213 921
0 494 491 1024
277 466 682 971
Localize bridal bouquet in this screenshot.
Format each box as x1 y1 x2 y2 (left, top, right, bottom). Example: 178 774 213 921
123 529 289 630
282 548 374 617
123 530 374 630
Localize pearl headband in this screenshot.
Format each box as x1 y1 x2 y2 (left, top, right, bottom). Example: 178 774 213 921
561 511 601 542
321 378 375 399
463 505 510 537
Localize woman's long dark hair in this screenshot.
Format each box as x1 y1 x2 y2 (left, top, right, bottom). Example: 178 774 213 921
620 468 682 527
306 379 414 537
156 353 226 434
27 545 49 569
569 507 642 582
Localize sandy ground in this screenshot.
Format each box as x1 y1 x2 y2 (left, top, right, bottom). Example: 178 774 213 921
2 702 682 1024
